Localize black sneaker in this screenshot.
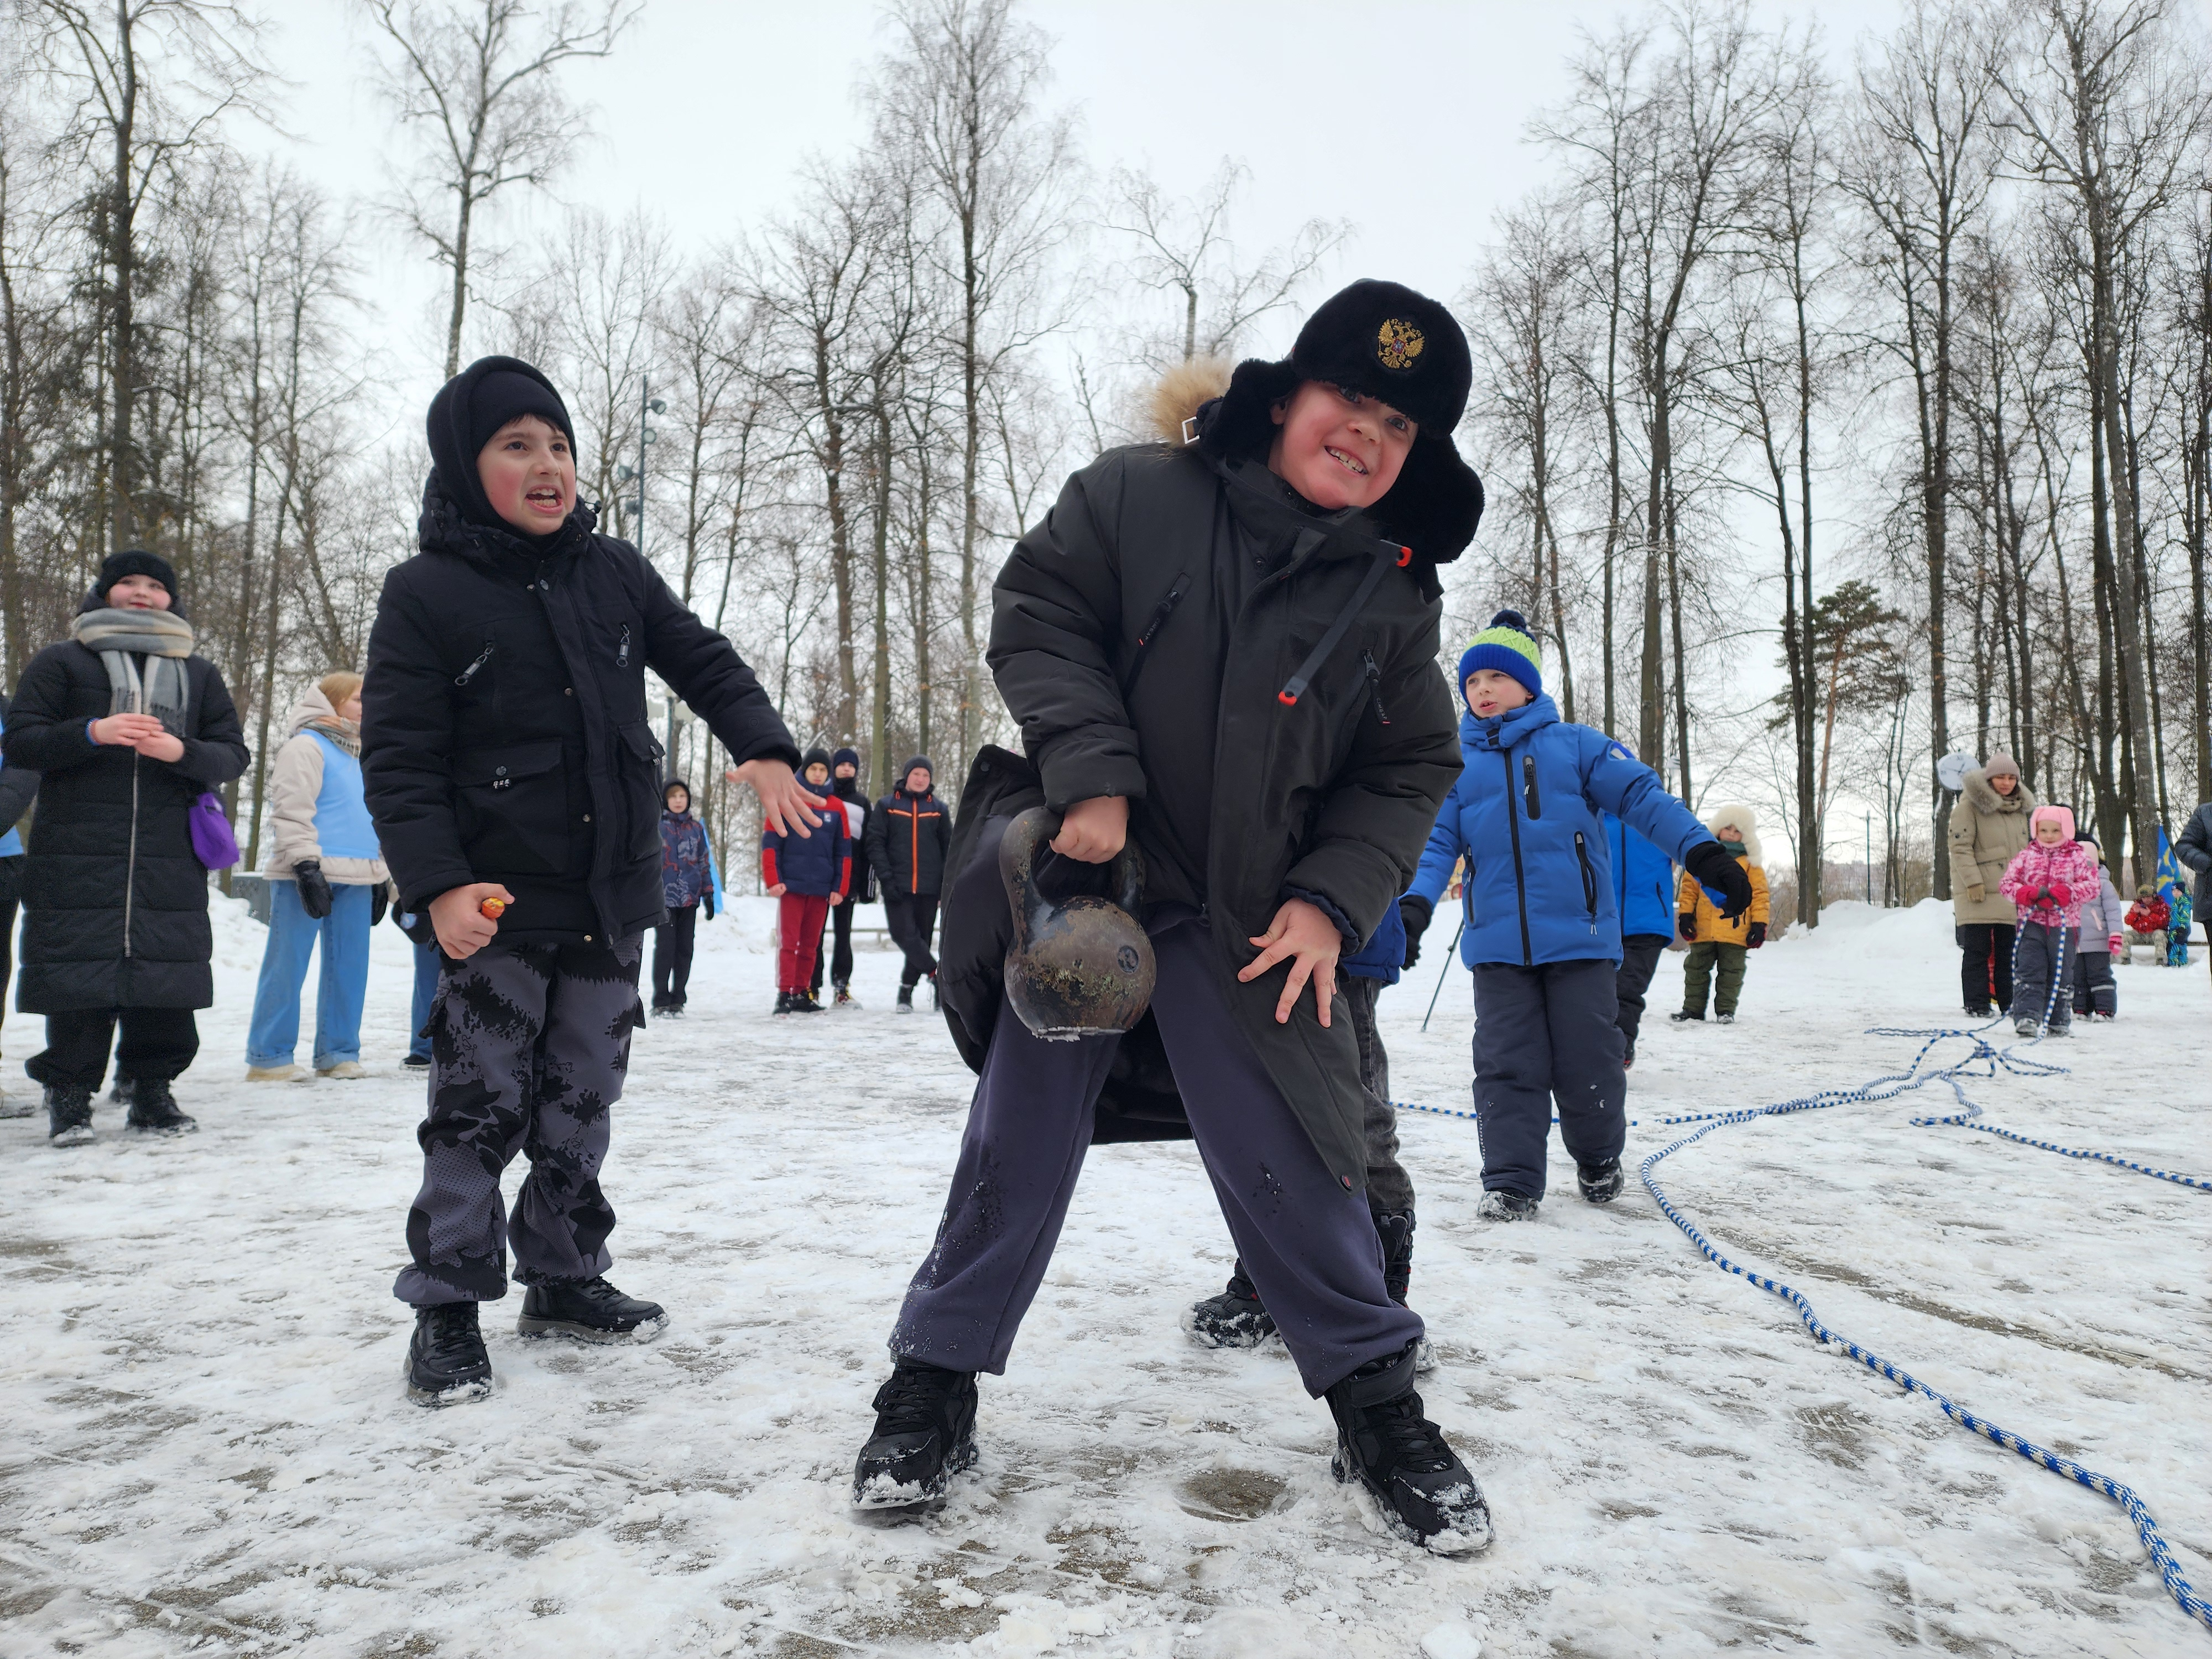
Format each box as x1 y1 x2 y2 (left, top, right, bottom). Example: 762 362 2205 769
1965 1005 1994 1020
403 1053 431 1068
1577 1158 1625 1204
516 1276 667 1343
406 1302 492 1406
1669 1010 1704 1023
45 1085 95 1147
852 1359 978 1508
773 991 795 1017
895 985 914 1014
1326 1341 1491 1554
791 991 826 1015
125 1078 197 1135
1186 1265 1276 1348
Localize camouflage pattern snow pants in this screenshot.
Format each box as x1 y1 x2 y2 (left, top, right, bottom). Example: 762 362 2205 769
393 935 645 1307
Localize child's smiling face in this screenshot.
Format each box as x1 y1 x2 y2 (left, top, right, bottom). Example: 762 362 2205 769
1268 381 1416 511
1463 669 1531 720
2034 819 2066 844
477 414 576 535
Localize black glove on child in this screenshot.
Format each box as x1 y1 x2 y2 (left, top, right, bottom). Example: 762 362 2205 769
1678 913 1697 942
295 859 335 921
371 881 390 928
1399 893 1432 970
1746 921 1767 948
1682 840 1755 920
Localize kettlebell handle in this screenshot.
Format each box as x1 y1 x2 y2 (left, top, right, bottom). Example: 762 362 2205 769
999 806 1145 933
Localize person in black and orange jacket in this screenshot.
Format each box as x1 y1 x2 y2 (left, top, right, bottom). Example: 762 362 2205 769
763 749 849 1015
864 755 952 1011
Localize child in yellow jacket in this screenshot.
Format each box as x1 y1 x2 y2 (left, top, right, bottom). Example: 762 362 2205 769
1671 804 1772 1024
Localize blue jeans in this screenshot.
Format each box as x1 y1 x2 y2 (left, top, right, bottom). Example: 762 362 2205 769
409 937 441 1059
247 879 372 1069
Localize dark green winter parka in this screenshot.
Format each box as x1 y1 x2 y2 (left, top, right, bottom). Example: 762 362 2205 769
970 431 1462 1188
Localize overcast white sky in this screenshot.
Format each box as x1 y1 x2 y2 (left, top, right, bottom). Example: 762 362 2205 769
249 0 1942 442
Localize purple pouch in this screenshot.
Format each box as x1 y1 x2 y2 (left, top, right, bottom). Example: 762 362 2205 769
189 791 240 870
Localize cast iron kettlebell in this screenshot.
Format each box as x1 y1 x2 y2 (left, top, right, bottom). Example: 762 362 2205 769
1000 806 1156 1040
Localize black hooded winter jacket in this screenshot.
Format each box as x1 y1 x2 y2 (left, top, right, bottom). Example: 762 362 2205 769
362 476 799 943
2 594 249 1011
945 442 1460 1187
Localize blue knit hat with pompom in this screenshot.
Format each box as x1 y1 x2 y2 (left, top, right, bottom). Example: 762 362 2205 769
1456 609 1543 699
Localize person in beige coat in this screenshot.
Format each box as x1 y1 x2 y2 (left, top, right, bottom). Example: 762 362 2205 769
1948 753 2038 1017
245 673 390 1079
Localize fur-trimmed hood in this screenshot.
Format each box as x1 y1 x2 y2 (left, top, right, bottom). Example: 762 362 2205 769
1141 352 1484 570
1701 802 1762 863
1961 766 2037 817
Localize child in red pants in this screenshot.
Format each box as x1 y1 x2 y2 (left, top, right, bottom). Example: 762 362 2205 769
763 748 849 1014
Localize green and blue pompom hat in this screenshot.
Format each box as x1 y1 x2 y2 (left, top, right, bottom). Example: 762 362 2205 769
1457 609 1542 699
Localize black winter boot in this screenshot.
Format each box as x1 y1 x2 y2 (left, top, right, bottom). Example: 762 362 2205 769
516 1276 666 1342
406 1302 492 1406
773 991 794 1017
852 1359 978 1508
125 1078 197 1135
1669 1009 1704 1023
895 985 914 1014
45 1084 95 1147
1575 1157 1625 1204
1326 1340 1491 1554
1186 1264 1276 1348
1475 1189 1538 1221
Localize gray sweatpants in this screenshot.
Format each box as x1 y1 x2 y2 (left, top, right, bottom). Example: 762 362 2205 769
891 910 1421 1396
393 935 645 1307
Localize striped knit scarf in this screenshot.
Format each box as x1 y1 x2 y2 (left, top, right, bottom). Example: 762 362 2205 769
70 608 196 735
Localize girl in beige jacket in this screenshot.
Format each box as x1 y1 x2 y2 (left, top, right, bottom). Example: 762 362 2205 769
245 673 390 1079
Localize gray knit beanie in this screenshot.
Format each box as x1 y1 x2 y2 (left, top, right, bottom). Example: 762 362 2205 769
1982 752 2020 779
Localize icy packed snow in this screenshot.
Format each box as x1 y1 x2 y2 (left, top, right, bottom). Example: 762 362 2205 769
2 894 2208 1657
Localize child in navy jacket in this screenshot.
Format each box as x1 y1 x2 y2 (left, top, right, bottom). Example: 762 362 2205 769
1404 611 1749 1217
763 749 849 1014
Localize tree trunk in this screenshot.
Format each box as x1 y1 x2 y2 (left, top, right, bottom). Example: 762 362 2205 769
958 205 980 763
1640 333 1671 773
444 186 473 380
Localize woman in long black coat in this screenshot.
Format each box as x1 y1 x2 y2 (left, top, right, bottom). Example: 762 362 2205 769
2 551 249 1142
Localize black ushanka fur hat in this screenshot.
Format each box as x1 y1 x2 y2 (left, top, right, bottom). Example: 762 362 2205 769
1192 279 1484 566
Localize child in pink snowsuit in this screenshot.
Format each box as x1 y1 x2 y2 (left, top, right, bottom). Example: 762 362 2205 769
1997 805 2100 1035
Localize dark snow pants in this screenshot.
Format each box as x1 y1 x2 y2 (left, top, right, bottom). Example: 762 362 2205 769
891 909 1420 1396
1340 974 1414 1214
1614 933 1668 1058
1471 959 1627 1201
1681 941 1747 1016
2010 920 2075 1032
1958 922 2015 1014
884 893 939 988
28 1007 199 1092
2072 948 2116 1018
393 934 645 1307
651 903 697 1009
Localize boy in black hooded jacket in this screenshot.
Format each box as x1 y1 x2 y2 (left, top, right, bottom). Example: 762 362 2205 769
852 283 1494 1555
363 356 816 1406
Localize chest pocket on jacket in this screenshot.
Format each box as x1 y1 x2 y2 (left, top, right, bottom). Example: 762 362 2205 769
455 741 571 876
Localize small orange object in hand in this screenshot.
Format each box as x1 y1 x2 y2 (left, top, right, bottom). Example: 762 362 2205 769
479 897 508 919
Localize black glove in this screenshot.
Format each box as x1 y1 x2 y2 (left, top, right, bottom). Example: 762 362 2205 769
702 893 715 921
1746 921 1767 948
295 859 334 920
1678 912 1697 941
371 881 390 928
1682 841 1755 920
1398 893 1432 970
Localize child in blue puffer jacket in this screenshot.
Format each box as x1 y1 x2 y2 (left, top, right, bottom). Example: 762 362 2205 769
1402 611 1750 1218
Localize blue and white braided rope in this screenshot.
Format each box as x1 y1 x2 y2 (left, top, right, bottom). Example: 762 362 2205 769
1397 920 2212 1632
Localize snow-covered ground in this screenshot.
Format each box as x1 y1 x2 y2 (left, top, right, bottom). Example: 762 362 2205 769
3 894 2208 1657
